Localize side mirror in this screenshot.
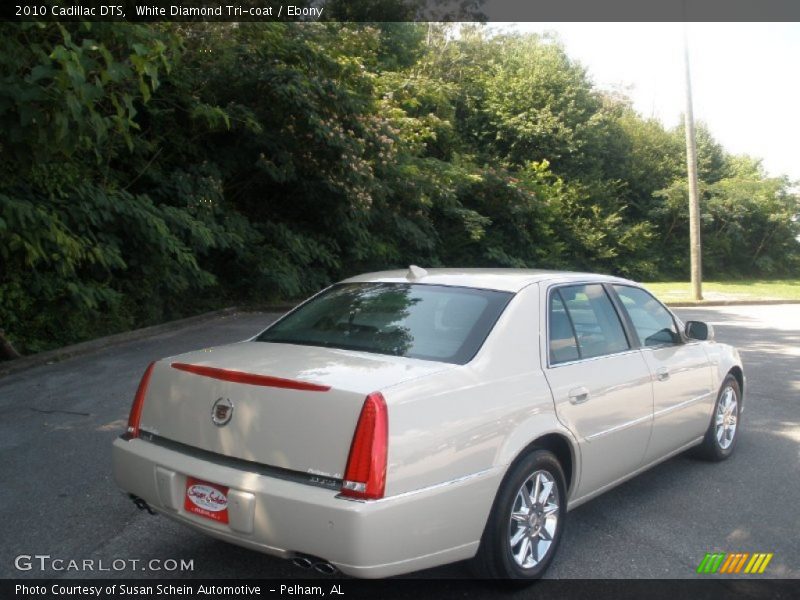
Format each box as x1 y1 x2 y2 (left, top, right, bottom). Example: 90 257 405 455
685 320 714 341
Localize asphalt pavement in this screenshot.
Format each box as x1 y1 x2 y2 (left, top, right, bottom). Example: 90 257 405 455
0 305 797 581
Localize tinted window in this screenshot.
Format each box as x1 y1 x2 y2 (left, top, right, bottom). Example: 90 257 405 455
613 285 681 346
256 283 512 364
549 293 580 364
551 284 630 362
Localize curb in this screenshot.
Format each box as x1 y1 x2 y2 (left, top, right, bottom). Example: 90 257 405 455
0 306 251 379
665 299 800 307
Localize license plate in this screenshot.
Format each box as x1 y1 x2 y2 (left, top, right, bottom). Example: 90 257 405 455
184 476 229 524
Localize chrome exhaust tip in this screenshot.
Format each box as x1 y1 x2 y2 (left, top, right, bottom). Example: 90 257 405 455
313 562 338 575
292 554 337 574
292 557 314 570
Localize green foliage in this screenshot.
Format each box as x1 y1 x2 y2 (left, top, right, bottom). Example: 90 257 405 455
1 22 797 355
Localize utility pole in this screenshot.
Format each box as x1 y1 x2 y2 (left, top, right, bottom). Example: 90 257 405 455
684 26 703 301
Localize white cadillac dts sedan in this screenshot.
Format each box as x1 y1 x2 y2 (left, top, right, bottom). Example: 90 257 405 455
113 268 744 580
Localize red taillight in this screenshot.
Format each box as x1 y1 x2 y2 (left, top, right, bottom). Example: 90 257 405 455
340 392 388 500
123 362 156 440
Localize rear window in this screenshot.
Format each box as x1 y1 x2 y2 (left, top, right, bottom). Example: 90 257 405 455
256 283 513 364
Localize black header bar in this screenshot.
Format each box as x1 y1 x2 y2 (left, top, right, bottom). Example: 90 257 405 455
3 0 800 23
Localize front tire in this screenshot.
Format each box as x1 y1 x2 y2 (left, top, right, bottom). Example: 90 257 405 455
471 449 566 581
695 374 741 461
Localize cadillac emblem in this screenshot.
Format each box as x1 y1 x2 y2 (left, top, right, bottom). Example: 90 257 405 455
211 397 234 426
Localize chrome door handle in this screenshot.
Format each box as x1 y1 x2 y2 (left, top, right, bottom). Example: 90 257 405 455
568 386 590 404
655 367 670 382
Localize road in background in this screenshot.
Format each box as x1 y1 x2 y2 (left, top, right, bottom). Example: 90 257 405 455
0 305 797 580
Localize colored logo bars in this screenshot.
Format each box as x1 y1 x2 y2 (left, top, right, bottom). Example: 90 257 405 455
697 552 774 574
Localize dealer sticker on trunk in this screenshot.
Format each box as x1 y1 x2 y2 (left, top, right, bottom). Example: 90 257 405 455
184 476 229 524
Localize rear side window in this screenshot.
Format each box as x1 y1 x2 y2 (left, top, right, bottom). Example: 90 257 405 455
256 283 512 364
549 293 580 364
549 284 630 364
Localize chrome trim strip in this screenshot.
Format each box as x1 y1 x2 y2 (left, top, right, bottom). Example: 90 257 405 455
336 467 499 504
584 413 652 442
548 348 641 369
653 391 713 418
584 390 713 441
139 433 342 491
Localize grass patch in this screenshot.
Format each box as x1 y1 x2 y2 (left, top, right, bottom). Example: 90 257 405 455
642 280 800 303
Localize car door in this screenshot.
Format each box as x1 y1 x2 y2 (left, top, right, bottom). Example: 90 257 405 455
542 282 654 499
610 285 715 463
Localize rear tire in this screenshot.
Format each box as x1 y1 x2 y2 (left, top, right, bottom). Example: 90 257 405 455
471 449 566 582
694 374 741 461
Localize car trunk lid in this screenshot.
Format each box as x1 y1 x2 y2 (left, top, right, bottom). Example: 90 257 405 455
138 341 452 478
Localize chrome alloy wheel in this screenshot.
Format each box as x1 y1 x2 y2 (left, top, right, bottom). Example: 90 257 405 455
715 385 738 450
508 470 560 569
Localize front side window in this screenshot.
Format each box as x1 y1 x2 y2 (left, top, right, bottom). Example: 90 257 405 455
256 283 512 364
613 285 681 347
549 284 630 364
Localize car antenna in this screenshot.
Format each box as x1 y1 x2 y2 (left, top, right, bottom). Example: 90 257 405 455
406 265 428 281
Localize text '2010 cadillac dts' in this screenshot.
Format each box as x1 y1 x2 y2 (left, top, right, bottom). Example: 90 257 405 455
113 267 744 580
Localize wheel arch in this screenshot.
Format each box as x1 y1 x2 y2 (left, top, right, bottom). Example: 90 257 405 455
498 424 579 499
526 433 575 496
728 365 745 410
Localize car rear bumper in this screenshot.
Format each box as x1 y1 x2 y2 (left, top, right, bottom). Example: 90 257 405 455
112 438 502 578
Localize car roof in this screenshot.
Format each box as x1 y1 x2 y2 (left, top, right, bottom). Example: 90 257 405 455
340 268 635 293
